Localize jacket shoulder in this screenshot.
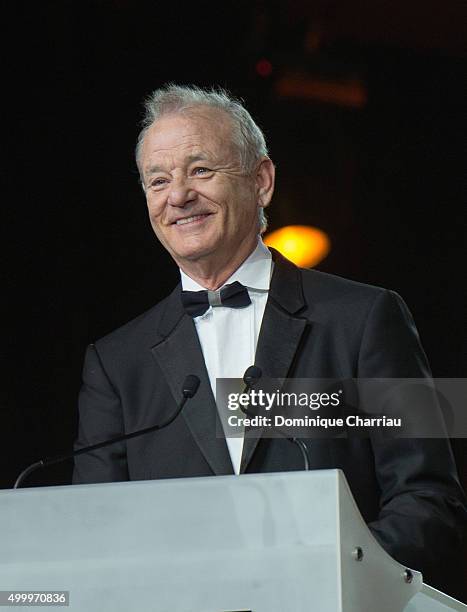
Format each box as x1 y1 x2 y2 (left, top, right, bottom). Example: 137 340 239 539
296 267 413 338
271 247 390 308
299 267 389 305
299 268 386 297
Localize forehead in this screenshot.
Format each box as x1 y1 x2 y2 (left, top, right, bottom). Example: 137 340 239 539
140 107 237 165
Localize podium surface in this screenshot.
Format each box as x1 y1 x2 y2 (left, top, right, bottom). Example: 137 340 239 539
1 470 465 611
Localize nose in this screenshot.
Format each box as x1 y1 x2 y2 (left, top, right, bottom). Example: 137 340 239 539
167 176 197 207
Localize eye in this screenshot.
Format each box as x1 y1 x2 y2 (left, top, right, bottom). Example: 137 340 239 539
192 167 212 176
149 177 168 189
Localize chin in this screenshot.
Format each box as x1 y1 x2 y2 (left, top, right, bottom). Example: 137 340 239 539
176 247 216 263
171 237 221 262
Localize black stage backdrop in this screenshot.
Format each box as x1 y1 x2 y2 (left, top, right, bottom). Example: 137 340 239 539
3 0 467 599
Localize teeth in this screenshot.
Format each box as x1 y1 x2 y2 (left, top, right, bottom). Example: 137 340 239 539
176 214 207 225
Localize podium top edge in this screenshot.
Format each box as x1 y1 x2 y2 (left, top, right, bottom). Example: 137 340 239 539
2 468 344 495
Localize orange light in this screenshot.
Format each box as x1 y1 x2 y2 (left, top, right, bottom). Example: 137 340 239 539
264 225 331 268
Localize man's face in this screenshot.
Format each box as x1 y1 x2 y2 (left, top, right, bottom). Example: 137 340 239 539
139 108 270 268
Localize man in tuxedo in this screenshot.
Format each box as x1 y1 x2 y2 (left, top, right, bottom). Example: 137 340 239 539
73 84 465 589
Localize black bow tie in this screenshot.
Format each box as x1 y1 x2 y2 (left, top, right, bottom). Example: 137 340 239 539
181 281 252 318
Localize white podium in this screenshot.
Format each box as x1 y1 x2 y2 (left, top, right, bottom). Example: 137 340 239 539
1 470 465 611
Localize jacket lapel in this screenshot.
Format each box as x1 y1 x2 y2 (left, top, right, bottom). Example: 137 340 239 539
150 286 234 476
150 250 310 476
240 250 310 472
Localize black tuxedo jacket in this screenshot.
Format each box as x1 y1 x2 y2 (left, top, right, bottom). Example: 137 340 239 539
73 250 466 587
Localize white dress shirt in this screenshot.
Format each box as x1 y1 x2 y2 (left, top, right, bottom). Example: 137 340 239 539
180 238 272 474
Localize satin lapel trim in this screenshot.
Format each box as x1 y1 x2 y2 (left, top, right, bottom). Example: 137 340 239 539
151 298 233 476
255 300 309 379
240 253 309 473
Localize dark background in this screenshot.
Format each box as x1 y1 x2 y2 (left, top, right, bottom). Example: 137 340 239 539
3 0 466 598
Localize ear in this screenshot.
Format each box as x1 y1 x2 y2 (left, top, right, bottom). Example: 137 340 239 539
255 157 275 209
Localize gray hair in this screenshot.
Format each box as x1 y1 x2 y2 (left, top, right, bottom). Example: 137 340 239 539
135 83 270 233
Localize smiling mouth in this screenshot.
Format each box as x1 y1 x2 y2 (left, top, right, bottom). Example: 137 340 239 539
174 213 212 226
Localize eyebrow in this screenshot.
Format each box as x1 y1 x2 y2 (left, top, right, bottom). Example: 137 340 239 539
144 154 209 178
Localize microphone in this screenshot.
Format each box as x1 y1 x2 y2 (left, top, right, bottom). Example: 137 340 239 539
14 374 201 489
240 366 310 471
243 365 262 390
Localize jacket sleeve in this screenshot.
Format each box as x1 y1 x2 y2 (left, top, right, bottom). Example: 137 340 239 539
72 344 129 484
358 289 467 585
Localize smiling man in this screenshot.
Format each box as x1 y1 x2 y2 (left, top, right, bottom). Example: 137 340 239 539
73 84 465 591
139 105 274 289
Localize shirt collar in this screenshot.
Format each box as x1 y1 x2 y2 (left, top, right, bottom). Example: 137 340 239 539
180 238 272 292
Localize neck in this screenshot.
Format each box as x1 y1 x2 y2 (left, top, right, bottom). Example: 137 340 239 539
178 236 258 290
